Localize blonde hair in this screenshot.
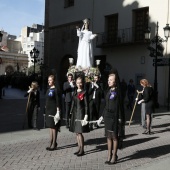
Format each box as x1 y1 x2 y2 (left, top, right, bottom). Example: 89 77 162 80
48 75 55 84
140 79 151 87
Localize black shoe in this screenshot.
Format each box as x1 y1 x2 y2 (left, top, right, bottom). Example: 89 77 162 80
48 143 57 151
105 153 112 164
48 147 56 151
46 141 52 150
142 129 150 134
108 155 118 165
77 151 84 156
146 130 151 135
105 161 110 164
74 150 80 155
46 147 51 150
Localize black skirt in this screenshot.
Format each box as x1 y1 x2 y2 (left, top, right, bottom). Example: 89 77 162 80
104 115 118 139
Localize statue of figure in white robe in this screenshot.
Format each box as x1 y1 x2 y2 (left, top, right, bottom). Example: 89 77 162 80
76 18 97 69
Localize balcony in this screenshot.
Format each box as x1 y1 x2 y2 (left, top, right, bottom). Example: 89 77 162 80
96 27 146 48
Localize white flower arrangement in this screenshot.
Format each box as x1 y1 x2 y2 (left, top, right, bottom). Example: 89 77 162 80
67 65 101 81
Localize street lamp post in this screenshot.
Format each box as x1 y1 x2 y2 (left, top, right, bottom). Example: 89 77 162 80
145 22 170 108
39 59 44 91
30 47 40 78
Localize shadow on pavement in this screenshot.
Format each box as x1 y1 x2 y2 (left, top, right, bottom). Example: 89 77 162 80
125 133 138 139
152 128 170 134
123 137 159 149
152 123 170 128
57 143 77 150
119 144 170 162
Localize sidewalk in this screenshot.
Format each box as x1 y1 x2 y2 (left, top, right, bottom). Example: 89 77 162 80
131 156 170 170
0 115 170 170
0 88 170 170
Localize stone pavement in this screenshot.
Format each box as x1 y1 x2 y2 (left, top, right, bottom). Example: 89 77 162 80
0 88 170 170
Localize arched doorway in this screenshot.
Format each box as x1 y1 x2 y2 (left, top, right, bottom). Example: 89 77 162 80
5 65 14 75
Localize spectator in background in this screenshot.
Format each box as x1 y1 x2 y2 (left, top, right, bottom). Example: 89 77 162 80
137 79 154 135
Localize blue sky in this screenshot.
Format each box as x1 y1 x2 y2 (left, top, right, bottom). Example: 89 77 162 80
0 0 45 37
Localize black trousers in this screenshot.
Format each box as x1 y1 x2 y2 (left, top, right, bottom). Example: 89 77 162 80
65 102 71 126
89 100 100 121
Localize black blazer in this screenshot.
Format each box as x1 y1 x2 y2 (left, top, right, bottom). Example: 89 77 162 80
24 90 40 107
63 81 75 102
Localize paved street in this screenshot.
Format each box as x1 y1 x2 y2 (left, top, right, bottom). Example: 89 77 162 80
0 88 170 170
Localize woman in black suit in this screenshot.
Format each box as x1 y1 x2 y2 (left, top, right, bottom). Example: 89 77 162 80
69 76 89 156
98 70 124 165
137 79 154 134
45 75 61 151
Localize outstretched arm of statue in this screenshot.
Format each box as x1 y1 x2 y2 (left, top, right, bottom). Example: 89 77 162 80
90 33 97 40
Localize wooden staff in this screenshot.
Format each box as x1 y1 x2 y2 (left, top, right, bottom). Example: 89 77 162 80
23 91 31 129
129 91 140 127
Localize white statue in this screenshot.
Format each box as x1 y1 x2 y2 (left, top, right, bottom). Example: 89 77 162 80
76 18 97 69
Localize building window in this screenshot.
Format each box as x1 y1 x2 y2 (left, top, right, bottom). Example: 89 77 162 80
64 0 74 8
105 14 118 44
133 7 149 42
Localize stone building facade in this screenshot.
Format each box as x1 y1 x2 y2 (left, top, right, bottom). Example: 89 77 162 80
44 0 170 105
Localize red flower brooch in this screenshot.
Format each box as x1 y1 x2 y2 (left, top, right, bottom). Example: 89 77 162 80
77 92 85 100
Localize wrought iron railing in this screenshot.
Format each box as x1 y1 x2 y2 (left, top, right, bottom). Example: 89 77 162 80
96 27 146 47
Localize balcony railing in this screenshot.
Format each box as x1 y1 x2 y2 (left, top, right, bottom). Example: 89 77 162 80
96 27 146 48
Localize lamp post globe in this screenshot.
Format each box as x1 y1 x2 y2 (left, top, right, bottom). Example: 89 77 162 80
163 24 170 40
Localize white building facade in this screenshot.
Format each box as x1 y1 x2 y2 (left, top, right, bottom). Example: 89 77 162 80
22 31 44 67
0 31 27 75
45 0 170 105
0 51 28 75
